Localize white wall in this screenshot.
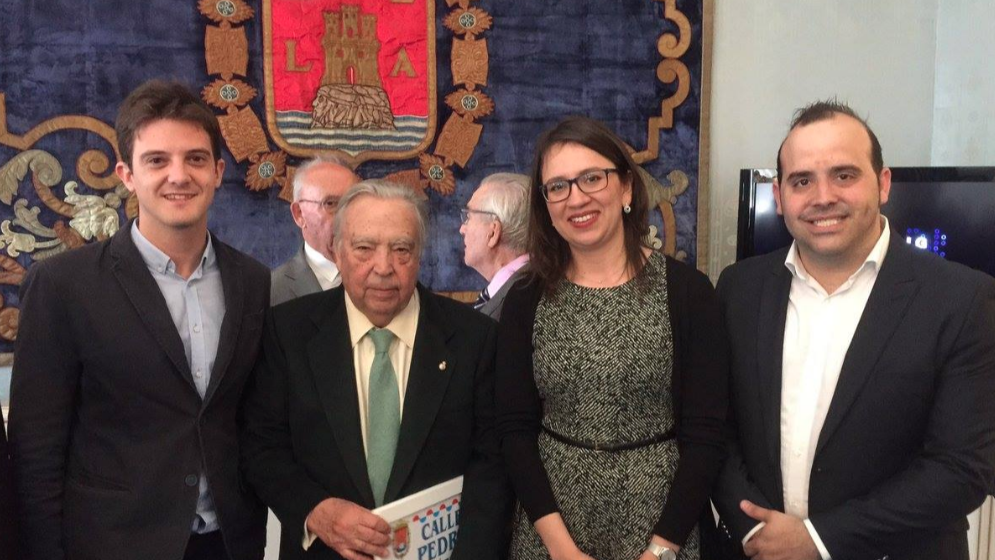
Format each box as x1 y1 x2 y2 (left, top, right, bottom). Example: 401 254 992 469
931 0 995 165
707 0 940 279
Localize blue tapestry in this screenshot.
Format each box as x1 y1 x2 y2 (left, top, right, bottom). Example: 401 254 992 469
0 0 709 358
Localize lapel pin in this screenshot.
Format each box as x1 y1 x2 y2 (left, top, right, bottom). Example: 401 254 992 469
438 361 447 371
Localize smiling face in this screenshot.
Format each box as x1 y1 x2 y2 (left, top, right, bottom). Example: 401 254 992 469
336 196 420 327
540 142 632 257
774 114 891 274
115 118 223 245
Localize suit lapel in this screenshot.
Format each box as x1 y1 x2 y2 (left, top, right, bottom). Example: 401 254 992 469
287 248 322 299
758 260 792 487
479 269 523 319
384 287 455 503
203 238 242 406
815 237 919 457
109 225 195 388
306 289 376 507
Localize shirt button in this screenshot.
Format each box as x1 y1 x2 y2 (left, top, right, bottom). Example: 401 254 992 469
194 369 203 379
185 474 199 487
193 324 201 333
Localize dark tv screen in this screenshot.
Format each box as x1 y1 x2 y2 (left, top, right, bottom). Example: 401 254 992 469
737 167 995 277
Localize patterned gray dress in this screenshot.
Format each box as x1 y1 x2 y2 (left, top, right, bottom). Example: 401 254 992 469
508 253 700 560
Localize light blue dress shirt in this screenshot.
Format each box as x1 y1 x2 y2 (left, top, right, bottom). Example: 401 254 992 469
131 222 226 534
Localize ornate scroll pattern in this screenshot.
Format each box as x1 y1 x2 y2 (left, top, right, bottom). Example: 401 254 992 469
631 0 692 166
640 167 689 259
0 93 130 344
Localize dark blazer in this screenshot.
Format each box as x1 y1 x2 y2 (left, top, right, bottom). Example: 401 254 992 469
271 246 322 306
712 235 995 560
9 223 270 560
477 268 526 322
240 284 511 560
0 408 16 560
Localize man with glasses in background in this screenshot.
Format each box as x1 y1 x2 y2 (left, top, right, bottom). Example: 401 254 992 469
271 155 361 306
459 173 530 320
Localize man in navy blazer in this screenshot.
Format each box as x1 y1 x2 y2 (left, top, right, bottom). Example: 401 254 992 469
9 80 269 560
241 179 511 560
712 101 995 560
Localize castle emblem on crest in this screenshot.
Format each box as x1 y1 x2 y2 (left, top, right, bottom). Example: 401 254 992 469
263 0 437 163
392 520 410 558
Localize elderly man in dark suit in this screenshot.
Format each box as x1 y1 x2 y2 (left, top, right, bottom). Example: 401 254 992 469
9 80 269 560
270 156 360 306
712 101 995 560
459 173 530 321
241 179 511 560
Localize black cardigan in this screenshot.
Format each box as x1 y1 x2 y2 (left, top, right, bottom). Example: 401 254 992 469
494 256 729 546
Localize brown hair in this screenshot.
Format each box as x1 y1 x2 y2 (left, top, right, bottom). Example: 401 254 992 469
526 116 650 293
115 80 223 167
776 99 884 182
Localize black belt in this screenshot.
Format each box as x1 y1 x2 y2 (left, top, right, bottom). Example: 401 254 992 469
541 425 676 452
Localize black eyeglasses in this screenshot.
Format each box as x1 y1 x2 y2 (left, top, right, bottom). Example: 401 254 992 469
459 207 497 225
297 198 340 214
540 168 618 203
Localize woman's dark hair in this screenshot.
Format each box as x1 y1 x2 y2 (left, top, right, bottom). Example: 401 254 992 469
526 116 650 293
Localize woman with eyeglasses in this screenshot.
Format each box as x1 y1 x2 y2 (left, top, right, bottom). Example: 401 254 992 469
495 116 728 560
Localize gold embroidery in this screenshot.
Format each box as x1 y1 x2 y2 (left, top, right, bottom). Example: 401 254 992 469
631 0 693 165
205 25 249 78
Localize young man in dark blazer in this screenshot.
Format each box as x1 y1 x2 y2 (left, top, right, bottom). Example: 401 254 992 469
241 179 511 560
712 101 995 560
9 80 269 560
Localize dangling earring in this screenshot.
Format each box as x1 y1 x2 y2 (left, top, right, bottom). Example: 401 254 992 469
623 204 631 214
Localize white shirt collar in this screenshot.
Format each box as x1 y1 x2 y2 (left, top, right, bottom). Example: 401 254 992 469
784 217 891 290
344 288 420 350
303 242 340 289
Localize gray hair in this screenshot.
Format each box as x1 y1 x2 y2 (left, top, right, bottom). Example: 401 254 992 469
292 154 355 201
332 179 428 254
476 172 530 252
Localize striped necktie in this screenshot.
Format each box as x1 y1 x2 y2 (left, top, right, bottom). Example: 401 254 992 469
473 287 490 310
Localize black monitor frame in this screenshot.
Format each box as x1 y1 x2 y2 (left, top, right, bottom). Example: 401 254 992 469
737 166 995 267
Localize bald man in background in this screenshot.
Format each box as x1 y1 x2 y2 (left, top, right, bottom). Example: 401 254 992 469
271 156 360 306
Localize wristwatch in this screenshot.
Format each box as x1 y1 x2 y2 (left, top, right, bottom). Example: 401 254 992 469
646 542 677 560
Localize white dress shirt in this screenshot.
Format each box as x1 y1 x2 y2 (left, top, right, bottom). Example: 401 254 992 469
303 242 341 290
303 289 420 549
745 219 891 560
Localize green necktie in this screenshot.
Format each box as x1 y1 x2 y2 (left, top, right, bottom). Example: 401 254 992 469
366 327 400 506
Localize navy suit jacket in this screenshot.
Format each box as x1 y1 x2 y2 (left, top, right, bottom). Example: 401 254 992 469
240 284 512 559
712 234 995 560
9 223 270 560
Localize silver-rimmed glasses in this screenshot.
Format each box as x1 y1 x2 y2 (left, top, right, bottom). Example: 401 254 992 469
459 207 497 225
296 197 340 214
541 168 619 203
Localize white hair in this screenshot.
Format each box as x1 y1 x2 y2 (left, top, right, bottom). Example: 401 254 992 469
475 172 530 253
332 179 428 254
292 154 355 201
